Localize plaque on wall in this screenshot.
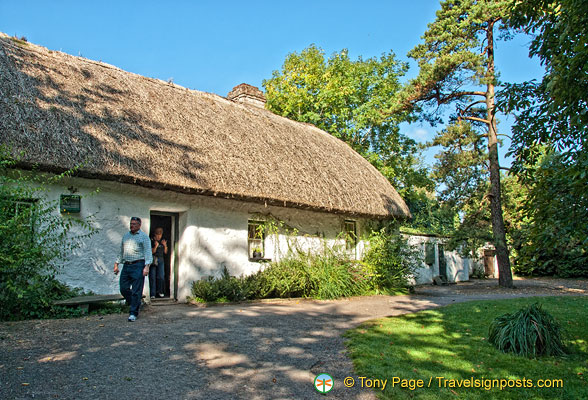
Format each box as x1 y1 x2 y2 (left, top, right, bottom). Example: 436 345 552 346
60 195 81 213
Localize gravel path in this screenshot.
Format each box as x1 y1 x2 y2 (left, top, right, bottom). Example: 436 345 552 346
1 278 586 400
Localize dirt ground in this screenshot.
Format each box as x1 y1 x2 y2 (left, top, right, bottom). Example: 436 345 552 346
414 276 588 297
0 277 586 400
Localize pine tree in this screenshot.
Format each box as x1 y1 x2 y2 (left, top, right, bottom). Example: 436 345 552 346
407 0 514 287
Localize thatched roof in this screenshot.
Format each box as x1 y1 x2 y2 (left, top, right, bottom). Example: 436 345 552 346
0 34 410 219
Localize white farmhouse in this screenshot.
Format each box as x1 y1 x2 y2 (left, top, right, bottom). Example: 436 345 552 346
0 34 412 301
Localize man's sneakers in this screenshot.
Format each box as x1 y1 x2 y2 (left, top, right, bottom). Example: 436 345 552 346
128 314 137 322
157 293 165 298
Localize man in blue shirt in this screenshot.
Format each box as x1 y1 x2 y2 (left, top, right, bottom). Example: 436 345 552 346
113 217 153 321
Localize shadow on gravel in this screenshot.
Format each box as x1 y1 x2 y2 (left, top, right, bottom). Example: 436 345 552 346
1 279 585 399
0 296 447 399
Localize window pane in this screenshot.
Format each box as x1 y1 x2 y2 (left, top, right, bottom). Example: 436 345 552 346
248 221 264 259
248 224 257 239
1 198 35 236
344 220 357 250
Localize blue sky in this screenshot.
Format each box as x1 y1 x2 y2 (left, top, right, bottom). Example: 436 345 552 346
1 0 544 167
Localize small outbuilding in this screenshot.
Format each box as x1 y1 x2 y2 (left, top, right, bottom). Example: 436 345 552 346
0 34 411 300
403 233 474 284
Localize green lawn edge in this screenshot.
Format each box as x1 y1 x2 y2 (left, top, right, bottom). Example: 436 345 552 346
344 296 588 399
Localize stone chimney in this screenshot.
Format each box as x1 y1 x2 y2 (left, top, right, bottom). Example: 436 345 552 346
227 83 266 109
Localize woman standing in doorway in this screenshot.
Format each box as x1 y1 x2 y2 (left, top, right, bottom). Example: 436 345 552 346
150 227 168 298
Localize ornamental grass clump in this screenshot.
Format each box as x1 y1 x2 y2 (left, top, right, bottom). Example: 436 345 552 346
189 244 374 302
488 303 566 357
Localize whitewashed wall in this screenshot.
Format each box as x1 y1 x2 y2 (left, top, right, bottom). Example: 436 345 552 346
40 176 367 302
405 234 478 285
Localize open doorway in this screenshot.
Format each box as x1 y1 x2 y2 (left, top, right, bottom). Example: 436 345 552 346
149 212 179 299
438 244 447 281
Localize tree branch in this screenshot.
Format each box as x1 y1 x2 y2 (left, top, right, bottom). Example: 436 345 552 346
410 88 487 106
459 100 486 116
462 116 491 124
480 35 489 56
440 91 487 103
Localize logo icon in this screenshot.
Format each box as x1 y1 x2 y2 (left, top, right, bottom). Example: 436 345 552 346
314 373 334 394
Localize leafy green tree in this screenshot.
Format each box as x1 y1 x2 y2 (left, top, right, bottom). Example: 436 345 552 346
407 0 515 287
512 152 588 277
445 173 528 261
0 147 96 320
401 188 458 236
503 0 587 169
263 45 428 196
499 0 588 277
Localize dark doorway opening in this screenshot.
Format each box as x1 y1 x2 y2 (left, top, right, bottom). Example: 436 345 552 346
149 213 177 299
438 244 447 280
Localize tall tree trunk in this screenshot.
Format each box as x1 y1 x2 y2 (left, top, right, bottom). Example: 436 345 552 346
486 20 513 288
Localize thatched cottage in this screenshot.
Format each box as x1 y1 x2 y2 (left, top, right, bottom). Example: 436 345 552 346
0 34 411 300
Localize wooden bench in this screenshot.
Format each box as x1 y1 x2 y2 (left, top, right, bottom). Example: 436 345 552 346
53 294 124 313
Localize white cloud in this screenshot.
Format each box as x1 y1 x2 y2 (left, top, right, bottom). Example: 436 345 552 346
407 128 430 141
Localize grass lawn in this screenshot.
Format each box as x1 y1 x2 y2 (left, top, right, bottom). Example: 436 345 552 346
344 296 587 399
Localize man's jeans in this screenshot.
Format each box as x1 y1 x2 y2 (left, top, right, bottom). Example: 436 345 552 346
120 261 145 316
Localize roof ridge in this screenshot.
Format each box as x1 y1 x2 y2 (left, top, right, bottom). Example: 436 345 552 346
0 32 225 102
0 32 410 219
0 32 331 135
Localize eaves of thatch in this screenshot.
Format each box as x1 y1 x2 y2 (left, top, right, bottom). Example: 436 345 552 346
0 34 411 219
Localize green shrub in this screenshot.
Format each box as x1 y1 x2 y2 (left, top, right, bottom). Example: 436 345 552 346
513 223 588 278
308 253 372 299
256 244 375 299
488 303 566 357
190 229 420 303
256 254 316 298
0 270 105 320
191 267 251 302
511 153 588 278
190 277 222 303
190 244 376 302
0 147 96 320
361 229 420 291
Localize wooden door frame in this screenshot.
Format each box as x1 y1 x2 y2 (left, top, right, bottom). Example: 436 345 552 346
150 211 180 300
